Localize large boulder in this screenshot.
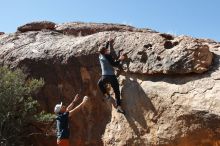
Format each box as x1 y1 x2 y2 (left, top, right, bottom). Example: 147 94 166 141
0 32 4 35
0 22 219 146
17 21 56 32
55 22 157 36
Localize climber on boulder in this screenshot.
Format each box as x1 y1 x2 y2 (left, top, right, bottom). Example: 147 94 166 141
97 37 125 113
54 94 88 146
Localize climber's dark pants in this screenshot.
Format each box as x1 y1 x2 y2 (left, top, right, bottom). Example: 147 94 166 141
98 75 121 106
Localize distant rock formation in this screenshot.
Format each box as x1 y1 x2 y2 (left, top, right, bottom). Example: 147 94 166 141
0 21 220 146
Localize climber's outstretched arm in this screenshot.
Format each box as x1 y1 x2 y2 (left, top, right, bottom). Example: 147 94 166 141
66 94 80 112
69 96 89 117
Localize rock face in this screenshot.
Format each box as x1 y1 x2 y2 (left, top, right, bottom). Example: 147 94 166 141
17 21 56 32
0 21 220 146
0 32 4 35
54 22 156 36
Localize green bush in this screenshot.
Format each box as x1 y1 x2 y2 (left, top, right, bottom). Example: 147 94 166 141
34 111 56 122
0 67 52 146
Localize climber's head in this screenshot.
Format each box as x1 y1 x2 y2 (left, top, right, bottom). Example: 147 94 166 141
98 44 110 55
54 102 66 114
60 105 67 113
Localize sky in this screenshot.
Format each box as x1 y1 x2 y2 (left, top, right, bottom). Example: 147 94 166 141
0 0 220 41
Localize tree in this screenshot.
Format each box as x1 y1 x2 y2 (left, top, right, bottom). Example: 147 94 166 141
0 67 49 146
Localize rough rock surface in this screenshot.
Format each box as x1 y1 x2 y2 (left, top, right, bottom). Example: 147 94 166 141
0 32 4 35
55 22 157 36
17 21 56 32
0 21 220 146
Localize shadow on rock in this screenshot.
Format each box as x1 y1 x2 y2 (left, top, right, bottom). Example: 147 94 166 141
121 76 157 137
